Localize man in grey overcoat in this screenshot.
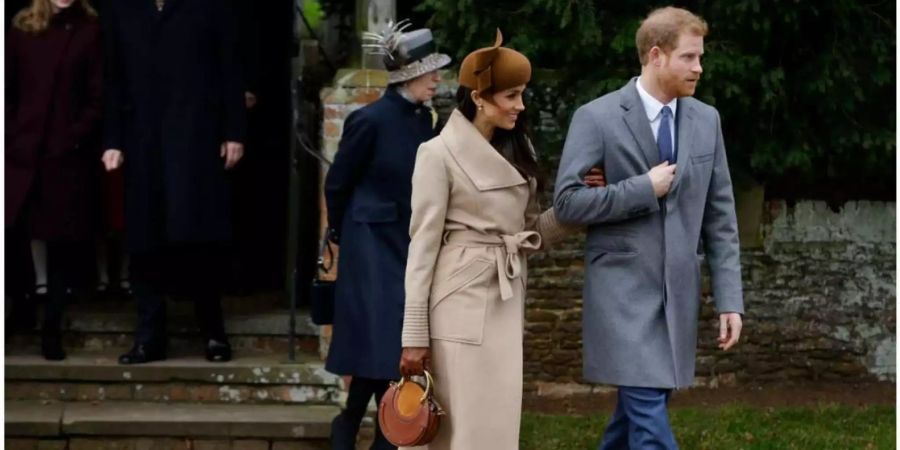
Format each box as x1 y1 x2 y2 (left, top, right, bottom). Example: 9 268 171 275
553 7 744 449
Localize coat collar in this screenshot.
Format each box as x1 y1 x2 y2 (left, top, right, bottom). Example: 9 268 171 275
671 97 697 191
439 109 527 191
383 87 424 113
620 78 660 167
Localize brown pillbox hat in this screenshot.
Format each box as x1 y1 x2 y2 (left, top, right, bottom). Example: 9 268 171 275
459 29 532 94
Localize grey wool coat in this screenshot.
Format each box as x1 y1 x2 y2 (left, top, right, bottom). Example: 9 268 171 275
554 78 744 389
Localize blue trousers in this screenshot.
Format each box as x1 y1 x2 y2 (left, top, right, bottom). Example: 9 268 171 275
598 387 679 450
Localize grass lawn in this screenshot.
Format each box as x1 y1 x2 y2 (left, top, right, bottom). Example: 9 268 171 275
520 405 896 449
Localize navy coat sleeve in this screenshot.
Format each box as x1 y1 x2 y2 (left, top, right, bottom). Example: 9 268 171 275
324 109 377 242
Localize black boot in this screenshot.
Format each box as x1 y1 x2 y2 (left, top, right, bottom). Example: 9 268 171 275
205 339 232 362
118 344 167 364
41 329 66 361
41 286 67 361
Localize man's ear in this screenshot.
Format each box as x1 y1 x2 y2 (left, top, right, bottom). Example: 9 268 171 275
650 46 662 66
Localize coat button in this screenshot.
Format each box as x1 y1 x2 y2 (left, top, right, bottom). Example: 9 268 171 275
65 24 72 31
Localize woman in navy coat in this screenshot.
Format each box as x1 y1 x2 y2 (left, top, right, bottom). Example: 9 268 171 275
323 24 451 450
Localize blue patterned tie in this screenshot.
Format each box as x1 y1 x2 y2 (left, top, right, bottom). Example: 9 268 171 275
658 106 674 164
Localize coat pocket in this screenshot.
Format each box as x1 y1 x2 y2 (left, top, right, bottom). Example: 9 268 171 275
352 202 398 223
589 249 638 264
691 152 715 165
429 258 493 345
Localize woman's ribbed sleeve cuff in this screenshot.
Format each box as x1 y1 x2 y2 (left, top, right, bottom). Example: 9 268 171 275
537 207 583 248
401 302 430 348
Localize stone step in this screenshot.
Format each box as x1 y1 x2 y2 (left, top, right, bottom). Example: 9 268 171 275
6 352 342 405
7 332 321 355
14 304 320 336
5 400 339 446
6 300 322 354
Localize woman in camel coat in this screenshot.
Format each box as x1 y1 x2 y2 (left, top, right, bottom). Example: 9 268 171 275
398 31 586 450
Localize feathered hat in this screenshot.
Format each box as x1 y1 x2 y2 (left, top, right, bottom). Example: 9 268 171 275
363 20 452 84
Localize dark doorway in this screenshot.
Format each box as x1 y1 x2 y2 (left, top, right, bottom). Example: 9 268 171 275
228 0 296 295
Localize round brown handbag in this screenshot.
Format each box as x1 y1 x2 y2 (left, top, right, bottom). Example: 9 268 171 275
378 371 445 446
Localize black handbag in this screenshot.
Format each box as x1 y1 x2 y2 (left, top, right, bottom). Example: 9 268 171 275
309 230 336 325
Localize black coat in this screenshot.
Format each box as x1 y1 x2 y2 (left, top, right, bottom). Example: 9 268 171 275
324 89 437 379
101 0 245 253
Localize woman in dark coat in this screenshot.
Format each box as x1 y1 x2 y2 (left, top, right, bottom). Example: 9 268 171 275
5 0 102 360
323 24 451 450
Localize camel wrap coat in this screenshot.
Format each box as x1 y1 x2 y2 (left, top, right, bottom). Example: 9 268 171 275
400 109 571 450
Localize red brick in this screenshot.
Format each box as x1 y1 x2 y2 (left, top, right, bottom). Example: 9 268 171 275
70 438 136 450
272 441 330 450
323 106 343 119
37 440 68 450
349 89 382 104
323 121 341 139
5 439 39 450
188 385 220 402
232 440 268 450
191 440 231 450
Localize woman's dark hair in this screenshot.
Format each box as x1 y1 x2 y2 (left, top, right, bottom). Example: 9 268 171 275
455 86 545 191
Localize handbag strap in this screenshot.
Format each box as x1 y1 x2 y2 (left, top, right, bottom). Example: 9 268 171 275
317 229 335 273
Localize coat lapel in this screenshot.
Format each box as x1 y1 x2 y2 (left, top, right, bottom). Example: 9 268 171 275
440 110 527 191
620 79 660 168
670 98 696 191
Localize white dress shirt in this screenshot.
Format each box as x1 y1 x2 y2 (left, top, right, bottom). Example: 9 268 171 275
636 76 677 155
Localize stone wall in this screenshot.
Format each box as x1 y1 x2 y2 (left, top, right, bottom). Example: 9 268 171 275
525 200 896 395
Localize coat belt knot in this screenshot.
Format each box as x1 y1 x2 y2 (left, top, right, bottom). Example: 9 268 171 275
443 229 542 301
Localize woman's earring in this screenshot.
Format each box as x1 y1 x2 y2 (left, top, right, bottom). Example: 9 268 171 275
478 103 484 111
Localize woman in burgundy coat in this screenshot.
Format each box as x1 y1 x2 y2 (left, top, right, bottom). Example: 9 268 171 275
5 0 102 360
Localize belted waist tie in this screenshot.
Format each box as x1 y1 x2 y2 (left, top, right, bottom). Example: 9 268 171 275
442 230 542 301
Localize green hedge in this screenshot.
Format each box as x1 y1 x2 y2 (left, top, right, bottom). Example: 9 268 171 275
417 0 895 199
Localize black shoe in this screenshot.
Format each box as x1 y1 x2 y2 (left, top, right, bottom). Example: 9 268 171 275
41 333 66 361
119 280 133 297
30 285 49 304
118 344 166 364
205 339 232 362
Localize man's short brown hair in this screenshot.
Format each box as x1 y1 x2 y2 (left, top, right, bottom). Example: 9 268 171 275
636 7 708 65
